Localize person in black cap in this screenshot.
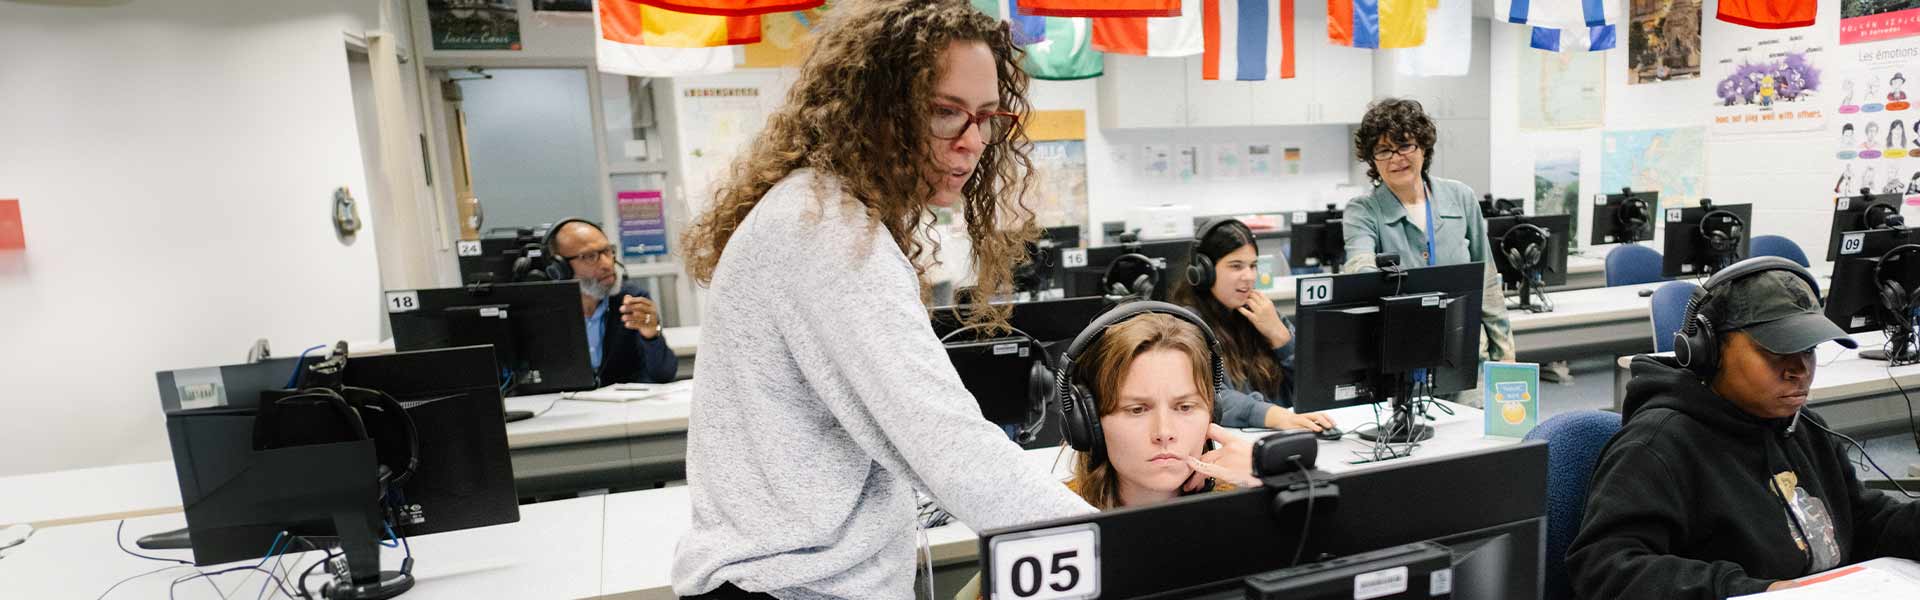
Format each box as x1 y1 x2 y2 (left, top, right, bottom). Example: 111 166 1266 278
1567 257 1920 599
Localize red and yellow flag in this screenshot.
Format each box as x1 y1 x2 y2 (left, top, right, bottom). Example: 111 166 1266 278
632 0 824 17
602 0 762 48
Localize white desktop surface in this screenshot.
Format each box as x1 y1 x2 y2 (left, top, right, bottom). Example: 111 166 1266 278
0 461 181 528
1620 330 1920 401
1508 281 1664 330
0 494 606 600
663 326 699 358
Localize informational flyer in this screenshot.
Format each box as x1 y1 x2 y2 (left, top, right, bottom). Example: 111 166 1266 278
616 190 668 257
427 0 522 51
1843 0 1920 46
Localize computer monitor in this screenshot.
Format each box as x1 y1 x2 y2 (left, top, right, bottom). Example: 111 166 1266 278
1589 189 1657 246
1288 205 1346 273
1825 227 1920 364
1015 226 1085 299
974 441 1547 599
1826 192 1904 261
1063 239 1192 301
154 345 520 595
1661 200 1753 278
456 228 546 286
1480 194 1524 217
387 281 594 402
1292 262 1484 445
1486 214 1571 314
930 296 1111 448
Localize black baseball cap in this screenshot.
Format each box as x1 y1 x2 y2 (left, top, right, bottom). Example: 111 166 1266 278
1705 270 1857 354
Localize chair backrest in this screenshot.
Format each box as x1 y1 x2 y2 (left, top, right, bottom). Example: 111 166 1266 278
1604 244 1665 287
1750 234 1811 268
1524 410 1625 600
1649 280 1699 353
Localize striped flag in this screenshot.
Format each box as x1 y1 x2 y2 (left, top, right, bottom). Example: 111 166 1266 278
632 0 822 17
1529 23 1616 52
973 0 1105 81
1375 0 1427 49
1019 0 1183 17
596 0 742 77
1202 0 1296 80
1092 0 1204 57
1327 0 1379 48
1497 0 1619 27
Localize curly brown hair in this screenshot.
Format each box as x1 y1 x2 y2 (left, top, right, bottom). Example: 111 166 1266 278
1353 98 1438 184
680 0 1038 330
1067 313 1217 510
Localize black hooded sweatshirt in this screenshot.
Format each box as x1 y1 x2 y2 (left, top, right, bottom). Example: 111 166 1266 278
1565 355 1920 599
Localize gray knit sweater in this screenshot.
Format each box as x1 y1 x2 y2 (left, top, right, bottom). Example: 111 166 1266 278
670 169 1095 599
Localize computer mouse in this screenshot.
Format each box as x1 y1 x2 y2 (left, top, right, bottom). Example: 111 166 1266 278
1315 427 1344 442
1637 288 1655 298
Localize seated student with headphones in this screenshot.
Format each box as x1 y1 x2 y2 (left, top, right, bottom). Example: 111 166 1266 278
1567 257 1920 599
956 302 1262 599
545 219 678 384
1171 218 1336 432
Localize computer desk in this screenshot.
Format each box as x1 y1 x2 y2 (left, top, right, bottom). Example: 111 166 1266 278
0 388 693 529
1614 329 1920 440
0 494 609 600
1264 254 1607 309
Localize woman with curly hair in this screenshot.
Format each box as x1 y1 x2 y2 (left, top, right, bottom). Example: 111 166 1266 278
1340 99 1516 405
671 2 1252 598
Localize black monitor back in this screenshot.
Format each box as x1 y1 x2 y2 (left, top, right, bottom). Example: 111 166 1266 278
930 297 1110 449
976 441 1547 600
1064 239 1193 300
1826 194 1904 261
1826 227 1920 333
157 345 520 564
1590 191 1657 245
1487 214 1572 288
1289 209 1346 270
1661 203 1753 278
457 229 545 285
1292 263 1484 413
388 281 593 395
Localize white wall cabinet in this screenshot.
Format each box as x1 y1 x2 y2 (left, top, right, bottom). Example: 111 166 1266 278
1099 10 1373 129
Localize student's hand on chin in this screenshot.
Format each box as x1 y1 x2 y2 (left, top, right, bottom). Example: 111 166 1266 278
1183 424 1261 491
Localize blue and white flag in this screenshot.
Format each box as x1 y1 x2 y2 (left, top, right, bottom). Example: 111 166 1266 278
1529 23 1616 52
1498 0 1620 27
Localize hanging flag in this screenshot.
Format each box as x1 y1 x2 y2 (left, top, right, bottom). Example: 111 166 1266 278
1327 0 1380 48
1092 0 1204 57
597 0 739 77
1329 0 1423 49
1202 0 1296 80
1397 0 1470 76
1497 0 1620 27
1019 0 1182 18
1716 0 1815 29
1530 23 1617 52
632 0 822 17
973 0 1105 80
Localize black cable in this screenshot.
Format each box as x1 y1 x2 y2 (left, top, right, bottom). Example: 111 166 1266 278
116 520 193 565
1887 362 1920 453
1805 415 1920 499
171 564 286 600
297 549 342 600
96 564 190 599
1289 457 1315 567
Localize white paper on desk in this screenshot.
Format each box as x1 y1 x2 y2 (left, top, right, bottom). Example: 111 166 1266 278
564 381 692 402
1732 558 1920 598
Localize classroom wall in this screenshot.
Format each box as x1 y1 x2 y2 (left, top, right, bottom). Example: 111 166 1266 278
1485 4 1856 269
0 0 403 477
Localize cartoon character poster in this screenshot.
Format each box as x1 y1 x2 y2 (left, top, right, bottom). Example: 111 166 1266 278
1627 0 1702 85
1709 31 1826 134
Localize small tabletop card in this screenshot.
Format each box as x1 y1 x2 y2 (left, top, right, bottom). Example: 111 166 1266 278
1483 362 1540 439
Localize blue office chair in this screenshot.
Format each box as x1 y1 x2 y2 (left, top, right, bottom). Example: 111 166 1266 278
1524 410 1624 600
1750 235 1811 268
1649 280 1699 353
1604 244 1665 287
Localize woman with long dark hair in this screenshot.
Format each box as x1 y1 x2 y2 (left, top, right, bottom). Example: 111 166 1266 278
1171 219 1334 430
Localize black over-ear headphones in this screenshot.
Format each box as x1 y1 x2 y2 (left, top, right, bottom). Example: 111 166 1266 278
1875 244 1920 329
1700 209 1746 259
1057 301 1228 465
1500 222 1550 277
541 218 603 281
1618 190 1651 238
1103 253 1162 300
1673 256 1823 378
1186 217 1250 289
940 324 1056 445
